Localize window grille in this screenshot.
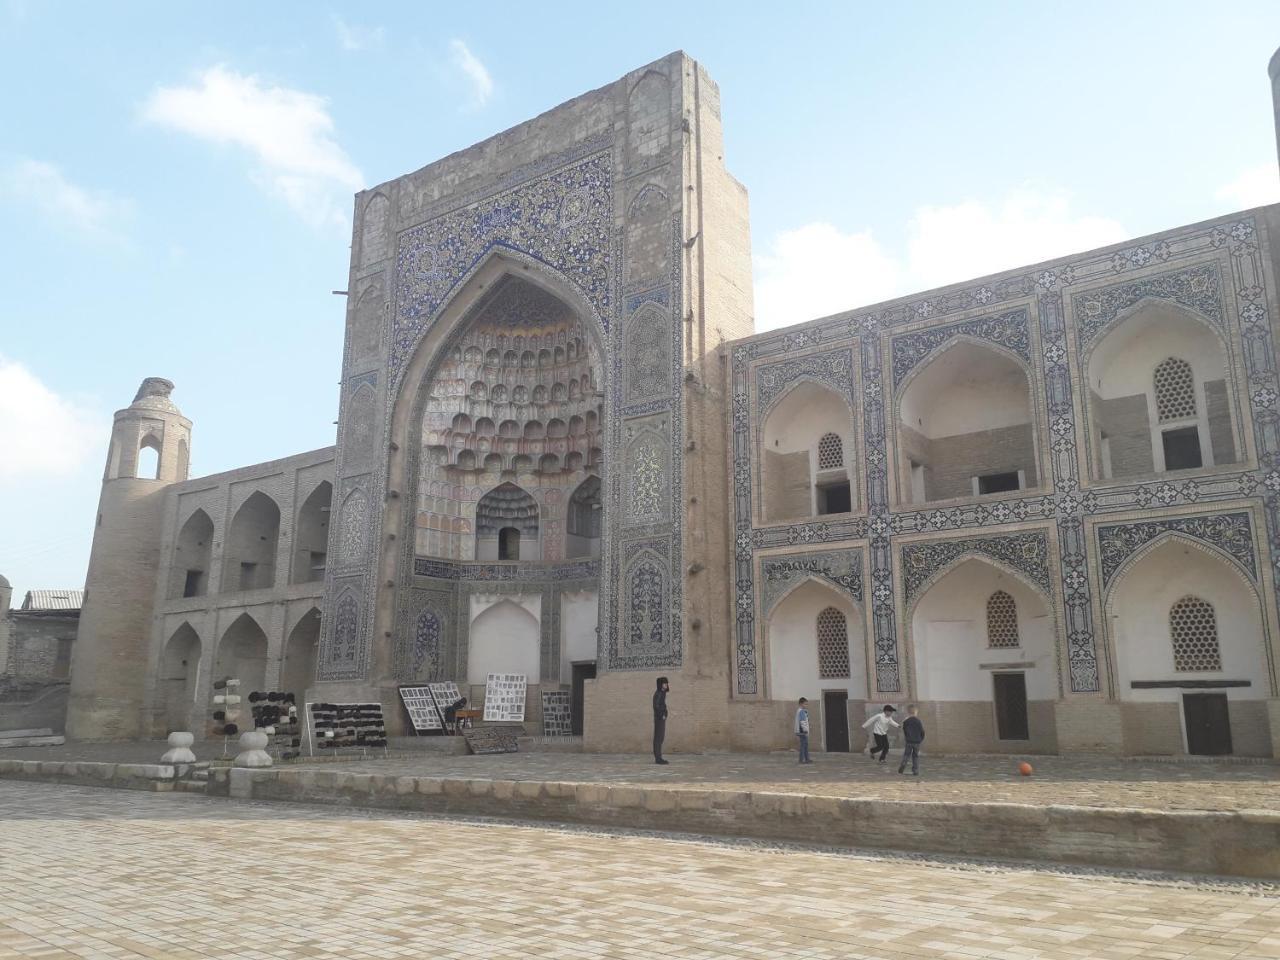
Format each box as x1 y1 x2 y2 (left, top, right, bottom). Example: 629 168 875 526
1154 357 1196 422
817 432 844 470
986 591 1019 648
1170 596 1221 671
816 607 851 679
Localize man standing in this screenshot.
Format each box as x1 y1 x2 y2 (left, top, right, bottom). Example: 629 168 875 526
861 704 899 764
795 697 812 764
898 704 925 776
652 676 670 764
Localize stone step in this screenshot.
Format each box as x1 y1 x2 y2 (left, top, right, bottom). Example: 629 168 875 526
174 780 208 794
0 728 54 739
0 735 65 748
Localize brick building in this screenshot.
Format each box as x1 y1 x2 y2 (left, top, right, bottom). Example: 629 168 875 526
64 50 1280 757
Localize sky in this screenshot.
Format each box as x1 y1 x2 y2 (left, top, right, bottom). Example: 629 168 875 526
2 2 1280 600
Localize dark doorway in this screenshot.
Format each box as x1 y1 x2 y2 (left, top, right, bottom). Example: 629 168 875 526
993 672 1029 740
498 526 521 560
1162 427 1203 470
817 482 852 515
1183 693 1232 755
978 471 1021 494
570 662 596 736
822 691 850 752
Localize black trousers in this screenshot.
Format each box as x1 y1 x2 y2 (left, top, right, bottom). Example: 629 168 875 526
653 717 666 759
872 733 890 760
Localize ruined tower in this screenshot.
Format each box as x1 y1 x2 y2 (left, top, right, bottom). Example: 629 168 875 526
66 378 191 739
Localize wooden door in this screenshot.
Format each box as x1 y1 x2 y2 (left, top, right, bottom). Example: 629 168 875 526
823 691 849 752
994 672 1029 741
1183 693 1232 755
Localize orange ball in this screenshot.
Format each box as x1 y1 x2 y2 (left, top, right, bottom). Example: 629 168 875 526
1018 761 1033 777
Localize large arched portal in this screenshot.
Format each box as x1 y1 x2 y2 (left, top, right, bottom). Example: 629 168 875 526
394 266 607 703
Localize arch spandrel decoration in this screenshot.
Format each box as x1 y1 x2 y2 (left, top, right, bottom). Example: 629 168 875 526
899 531 1053 608
1096 512 1258 589
755 349 855 420
391 147 614 380
759 549 863 618
1070 263 1224 348
889 308 1031 389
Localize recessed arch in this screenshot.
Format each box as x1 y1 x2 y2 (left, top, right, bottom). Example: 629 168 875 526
221 491 280 593
896 337 1038 504
281 607 321 698
467 598 540 685
291 481 332 584
759 379 855 522
566 474 602 558
158 622 201 733
1084 298 1238 480
215 612 269 694
170 508 214 599
475 482 539 561
765 578 866 703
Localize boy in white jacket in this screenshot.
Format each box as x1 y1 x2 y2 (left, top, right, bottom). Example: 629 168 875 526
861 704 899 763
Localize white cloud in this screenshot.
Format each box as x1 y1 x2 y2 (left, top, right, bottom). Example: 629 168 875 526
1215 163 1280 210
140 65 363 228
753 189 1128 331
0 356 104 482
333 15 384 52
450 39 493 109
0 158 131 240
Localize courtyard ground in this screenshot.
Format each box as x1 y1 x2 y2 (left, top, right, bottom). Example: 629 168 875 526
0 779 1278 960
2 739 1278 812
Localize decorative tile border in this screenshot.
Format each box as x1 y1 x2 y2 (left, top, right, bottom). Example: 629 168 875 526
1096 512 1257 588
900 531 1052 607
729 213 1280 700
759 549 863 618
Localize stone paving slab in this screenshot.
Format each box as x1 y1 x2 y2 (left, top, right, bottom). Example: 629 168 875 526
4 742 1278 811
287 750 1280 813
1 780 1278 960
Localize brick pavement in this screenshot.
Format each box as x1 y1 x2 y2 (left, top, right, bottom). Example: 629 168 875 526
1 780 1279 959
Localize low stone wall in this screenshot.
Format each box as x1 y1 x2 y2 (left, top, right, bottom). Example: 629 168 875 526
0 758 177 791
211 767 1280 880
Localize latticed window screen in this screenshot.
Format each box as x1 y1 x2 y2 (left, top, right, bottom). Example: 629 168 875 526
816 607 851 679
817 432 844 470
1170 596 1222 672
1154 357 1197 422
986 591 1019 648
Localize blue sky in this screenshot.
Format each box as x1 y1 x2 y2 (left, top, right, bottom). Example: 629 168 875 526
2 2 1279 599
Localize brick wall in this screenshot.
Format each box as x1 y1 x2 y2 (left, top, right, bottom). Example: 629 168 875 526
1095 393 1153 477
1204 379 1237 465
927 424 1038 500
762 449 810 521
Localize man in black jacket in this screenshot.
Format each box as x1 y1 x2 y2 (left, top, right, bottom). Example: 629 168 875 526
898 704 925 776
652 676 670 764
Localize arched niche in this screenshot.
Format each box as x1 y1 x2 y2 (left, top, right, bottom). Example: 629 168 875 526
137 434 161 480
909 556 1055 747
215 613 269 694
170 509 214 599
281 608 321 698
221 492 281 592
404 260 605 563
1106 535 1269 756
565 475 602 558
159 623 201 733
467 598 540 686
476 482 539 561
291 481 332 584
1085 301 1239 480
759 380 854 522
897 340 1038 504
766 579 866 703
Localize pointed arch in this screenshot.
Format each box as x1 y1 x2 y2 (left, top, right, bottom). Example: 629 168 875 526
281 607 321 697
467 598 540 685
292 481 332 584
221 492 280 593
170 508 214 599
159 622 201 732
760 379 855 522
765 577 867 701
215 612 269 693
896 336 1038 504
